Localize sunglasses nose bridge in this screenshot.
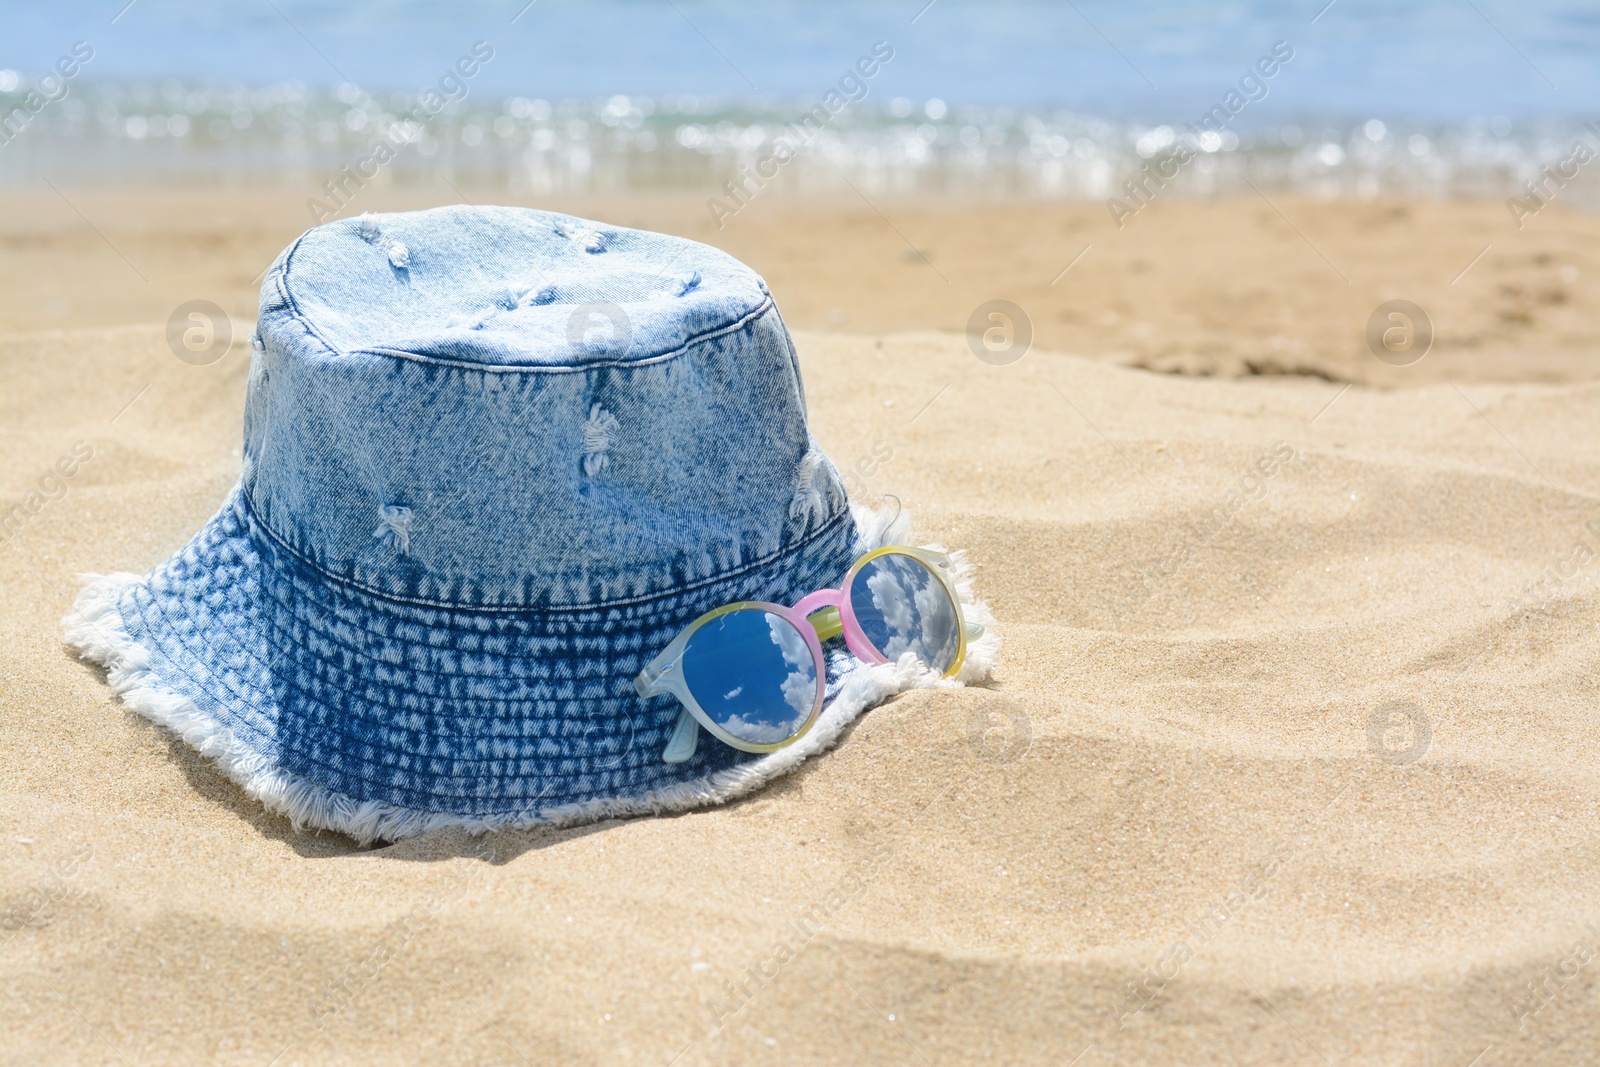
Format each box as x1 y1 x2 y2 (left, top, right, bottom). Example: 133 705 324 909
791 587 845 620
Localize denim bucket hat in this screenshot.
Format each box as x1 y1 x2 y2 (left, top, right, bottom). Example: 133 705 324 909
65 205 998 843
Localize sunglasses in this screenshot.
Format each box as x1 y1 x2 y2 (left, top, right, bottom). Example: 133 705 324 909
634 546 984 763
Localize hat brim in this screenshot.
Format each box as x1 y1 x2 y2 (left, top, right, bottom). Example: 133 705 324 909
63 488 999 844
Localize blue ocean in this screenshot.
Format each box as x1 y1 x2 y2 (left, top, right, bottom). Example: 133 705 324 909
2 0 1595 199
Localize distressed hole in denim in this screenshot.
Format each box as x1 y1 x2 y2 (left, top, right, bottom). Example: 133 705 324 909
358 216 409 269
788 449 832 527
373 504 414 554
557 221 607 253
582 404 620 477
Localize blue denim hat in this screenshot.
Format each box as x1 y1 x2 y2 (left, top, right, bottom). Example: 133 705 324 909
65 205 997 843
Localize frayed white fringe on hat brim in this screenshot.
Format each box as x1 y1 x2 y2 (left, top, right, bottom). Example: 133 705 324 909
62 503 1000 846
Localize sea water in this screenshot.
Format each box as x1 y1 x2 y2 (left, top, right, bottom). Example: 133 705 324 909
1 0 1594 207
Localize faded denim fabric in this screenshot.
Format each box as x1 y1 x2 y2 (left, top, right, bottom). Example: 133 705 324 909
102 205 860 824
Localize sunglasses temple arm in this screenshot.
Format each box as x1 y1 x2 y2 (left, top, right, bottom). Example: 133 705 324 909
806 605 844 642
635 648 702 763
662 706 700 763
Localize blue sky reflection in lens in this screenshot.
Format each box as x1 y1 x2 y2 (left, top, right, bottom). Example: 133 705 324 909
681 609 817 746
849 554 961 674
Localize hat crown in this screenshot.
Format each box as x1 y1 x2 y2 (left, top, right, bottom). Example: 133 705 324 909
248 206 849 610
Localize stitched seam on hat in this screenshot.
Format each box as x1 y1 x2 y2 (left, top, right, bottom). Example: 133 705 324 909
177 494 846 688
249 499 850 617
274 230 774 374
271 226 315 306
248 559 845 684
350 296 775 374
250 546 843 657
239 486 854 616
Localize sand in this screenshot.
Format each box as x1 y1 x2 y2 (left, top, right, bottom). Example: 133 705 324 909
4 189 1598 385
2 191 1598 1066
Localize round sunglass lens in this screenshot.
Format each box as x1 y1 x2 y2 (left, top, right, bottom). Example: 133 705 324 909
681 609 819 747
848 554 961 674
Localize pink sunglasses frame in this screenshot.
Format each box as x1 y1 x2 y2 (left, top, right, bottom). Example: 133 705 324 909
633 546 972 763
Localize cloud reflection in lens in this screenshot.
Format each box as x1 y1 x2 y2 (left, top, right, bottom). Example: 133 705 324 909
849 554 960 673
682 608 817 746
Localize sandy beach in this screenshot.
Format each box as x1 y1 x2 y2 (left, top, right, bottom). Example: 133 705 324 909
4 189 1598 385
3 191 1598 1066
